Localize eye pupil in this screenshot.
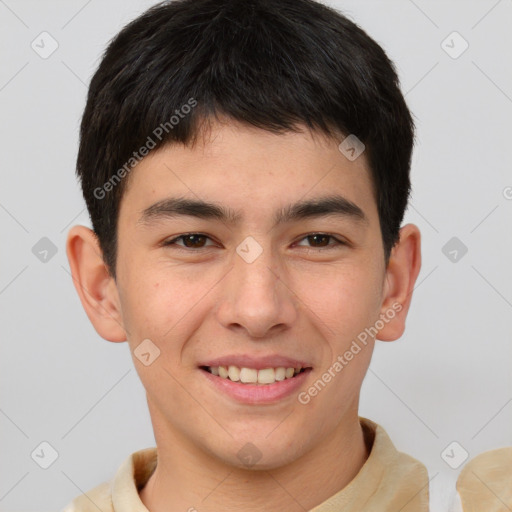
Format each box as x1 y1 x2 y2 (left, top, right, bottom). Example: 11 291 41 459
184 234 206 248
308 234 329 247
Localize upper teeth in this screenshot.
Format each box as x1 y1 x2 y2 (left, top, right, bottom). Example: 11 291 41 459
208 365 302 384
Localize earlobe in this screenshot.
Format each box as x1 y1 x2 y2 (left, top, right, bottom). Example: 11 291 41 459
66 225 127 342
377 223 422 342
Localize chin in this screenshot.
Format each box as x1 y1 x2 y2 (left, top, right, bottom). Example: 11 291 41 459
226 451 300 472
227 437 307 471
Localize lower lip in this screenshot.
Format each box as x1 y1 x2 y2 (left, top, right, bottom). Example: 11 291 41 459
200 368 312 405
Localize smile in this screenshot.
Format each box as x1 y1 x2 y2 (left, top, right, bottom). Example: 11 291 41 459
199 365 313 404
202 365 307 385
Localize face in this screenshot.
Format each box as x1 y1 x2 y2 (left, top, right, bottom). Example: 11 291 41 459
110 120 394 469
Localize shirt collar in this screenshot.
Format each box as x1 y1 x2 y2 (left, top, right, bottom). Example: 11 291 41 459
109 417 429 512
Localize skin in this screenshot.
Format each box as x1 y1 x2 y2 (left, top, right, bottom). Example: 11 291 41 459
66 118 421 512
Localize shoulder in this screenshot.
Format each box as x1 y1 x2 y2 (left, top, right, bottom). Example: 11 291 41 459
61 480 113 512
365 419 429 479
60 447 157 512
456 447 512 512
425 446 512 512
358 418 430 511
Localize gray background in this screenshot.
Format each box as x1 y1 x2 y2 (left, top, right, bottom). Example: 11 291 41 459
1 0 511 510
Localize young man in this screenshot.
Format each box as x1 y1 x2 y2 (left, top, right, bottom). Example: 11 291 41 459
64 0 434 510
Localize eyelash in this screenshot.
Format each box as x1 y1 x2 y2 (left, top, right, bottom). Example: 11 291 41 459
161 233 346 251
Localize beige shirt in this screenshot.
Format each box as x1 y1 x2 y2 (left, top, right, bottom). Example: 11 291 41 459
456 446 512 512
62 417 429 511
62 417 511 512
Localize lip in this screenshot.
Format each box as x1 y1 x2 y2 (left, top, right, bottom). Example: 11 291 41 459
198 355 313 370
200 367 313 405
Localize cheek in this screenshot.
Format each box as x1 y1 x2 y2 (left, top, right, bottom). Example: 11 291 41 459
301 270 380 416
119 262 217 348
293 263 383 336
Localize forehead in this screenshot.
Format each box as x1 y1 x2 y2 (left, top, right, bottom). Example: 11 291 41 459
119 121 378 227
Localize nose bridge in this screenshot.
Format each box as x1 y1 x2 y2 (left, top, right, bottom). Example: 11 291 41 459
216 235 296 337
233 235 279 301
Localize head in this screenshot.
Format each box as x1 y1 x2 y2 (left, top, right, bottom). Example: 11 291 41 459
67 0 421 470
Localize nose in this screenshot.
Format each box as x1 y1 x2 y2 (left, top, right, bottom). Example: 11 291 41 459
215 240 298 339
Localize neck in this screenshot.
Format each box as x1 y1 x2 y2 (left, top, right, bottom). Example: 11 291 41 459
140 411 369 512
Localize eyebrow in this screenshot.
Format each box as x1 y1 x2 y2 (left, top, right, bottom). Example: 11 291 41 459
138 194 368 228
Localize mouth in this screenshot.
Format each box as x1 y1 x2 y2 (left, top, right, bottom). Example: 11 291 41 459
199 365 310 385
198 363 313 404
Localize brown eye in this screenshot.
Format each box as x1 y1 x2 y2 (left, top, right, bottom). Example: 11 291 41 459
296 233 344 249
181 234 207 248
163 233 215 249
306 234 330 247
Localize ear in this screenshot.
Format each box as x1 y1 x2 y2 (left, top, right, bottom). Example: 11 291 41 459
66 225 127 342
377 223 421 341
